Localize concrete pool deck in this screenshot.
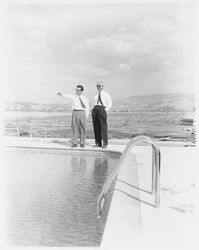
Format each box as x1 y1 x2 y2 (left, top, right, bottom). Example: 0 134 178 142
2 136 198 250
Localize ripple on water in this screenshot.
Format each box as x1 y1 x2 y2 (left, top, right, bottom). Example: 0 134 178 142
5 148 119 246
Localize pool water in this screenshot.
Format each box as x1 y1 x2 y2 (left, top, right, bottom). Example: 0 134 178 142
4 148 120 247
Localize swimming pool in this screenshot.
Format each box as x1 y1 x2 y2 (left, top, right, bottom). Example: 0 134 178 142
4 148 120 247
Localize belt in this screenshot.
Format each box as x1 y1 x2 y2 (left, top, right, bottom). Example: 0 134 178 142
74 109 85 111
94 105 105 108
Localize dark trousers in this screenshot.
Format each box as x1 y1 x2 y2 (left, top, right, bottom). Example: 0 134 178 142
92 105 108 146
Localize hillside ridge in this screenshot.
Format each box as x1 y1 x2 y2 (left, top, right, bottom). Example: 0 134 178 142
5 93 195 112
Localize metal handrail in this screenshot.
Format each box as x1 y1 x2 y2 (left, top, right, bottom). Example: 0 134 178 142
97 135 161 215
4 127 20 137
4 126 48 138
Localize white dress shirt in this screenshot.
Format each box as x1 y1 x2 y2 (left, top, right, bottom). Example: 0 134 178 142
62 93 89 118
94 90 112 112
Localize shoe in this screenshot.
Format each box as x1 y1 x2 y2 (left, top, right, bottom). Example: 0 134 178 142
93 144 102 148
71 144 77 148
102 145 107 149
80 144 85 148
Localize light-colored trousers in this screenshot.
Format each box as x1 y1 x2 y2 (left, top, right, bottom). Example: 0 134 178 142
71 110 86 145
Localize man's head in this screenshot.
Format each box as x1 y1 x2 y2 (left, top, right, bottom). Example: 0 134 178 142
76 85 84 96
96 81 104 92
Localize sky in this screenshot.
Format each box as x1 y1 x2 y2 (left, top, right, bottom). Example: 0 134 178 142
1 2 197 103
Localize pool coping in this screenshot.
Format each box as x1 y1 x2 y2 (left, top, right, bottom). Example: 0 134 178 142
2 136 194 150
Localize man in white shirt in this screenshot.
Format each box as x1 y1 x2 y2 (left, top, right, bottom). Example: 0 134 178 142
92 81 112 148
57 85 89 148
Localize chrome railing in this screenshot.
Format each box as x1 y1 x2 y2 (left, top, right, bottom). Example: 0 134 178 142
4 126 48 138
4 127 20 137
97 135 161 215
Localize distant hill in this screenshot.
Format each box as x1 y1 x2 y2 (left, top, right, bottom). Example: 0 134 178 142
4 102 71 112
5 93 195 112
112 93 195 112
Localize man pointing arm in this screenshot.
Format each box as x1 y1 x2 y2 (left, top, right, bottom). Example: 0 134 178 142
57 85 89 148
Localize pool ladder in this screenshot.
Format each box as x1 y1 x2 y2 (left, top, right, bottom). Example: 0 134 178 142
98 135 161 215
